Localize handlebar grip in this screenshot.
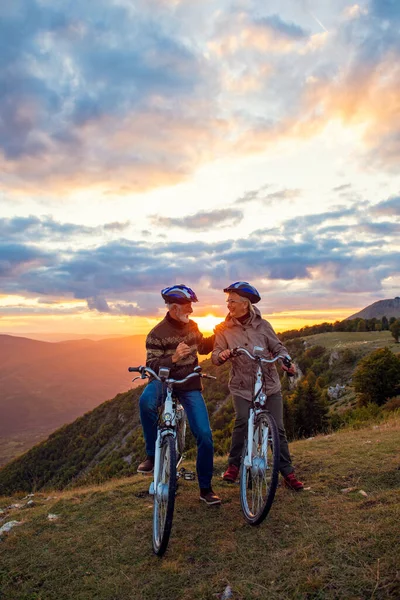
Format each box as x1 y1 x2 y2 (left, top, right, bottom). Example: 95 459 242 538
128 366 141 372
281 357 294 377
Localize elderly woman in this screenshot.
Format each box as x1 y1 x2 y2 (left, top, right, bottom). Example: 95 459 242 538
212 282 303 491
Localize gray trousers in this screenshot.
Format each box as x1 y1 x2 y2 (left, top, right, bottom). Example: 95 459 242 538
228 393 294 477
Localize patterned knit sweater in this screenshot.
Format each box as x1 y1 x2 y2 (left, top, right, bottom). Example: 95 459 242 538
145 312 215 391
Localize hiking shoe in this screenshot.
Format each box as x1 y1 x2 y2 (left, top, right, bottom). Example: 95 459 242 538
199 488 221 506
222 464 239 483
283 472 304 491
137 456 154 474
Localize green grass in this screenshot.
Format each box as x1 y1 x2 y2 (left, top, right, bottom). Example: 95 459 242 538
304 331 399 354
1 414 399 600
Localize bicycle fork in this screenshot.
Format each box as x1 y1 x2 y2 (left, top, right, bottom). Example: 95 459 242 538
244 409 269 474
149 393 175 496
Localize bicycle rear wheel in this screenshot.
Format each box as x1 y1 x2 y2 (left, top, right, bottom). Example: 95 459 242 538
153 434 177 556
240 412 280 525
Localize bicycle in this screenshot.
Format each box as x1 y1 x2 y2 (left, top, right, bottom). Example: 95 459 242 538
128 364 216 556
230 346 292 526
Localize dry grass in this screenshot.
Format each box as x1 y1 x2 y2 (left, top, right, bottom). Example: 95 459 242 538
1 415 399 600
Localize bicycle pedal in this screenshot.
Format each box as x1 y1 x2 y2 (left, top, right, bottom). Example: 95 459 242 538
183 471 196 481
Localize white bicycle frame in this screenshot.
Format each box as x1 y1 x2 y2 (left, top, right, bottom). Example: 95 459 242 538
151 383 176 497
129 365 215 495
233 347 290 470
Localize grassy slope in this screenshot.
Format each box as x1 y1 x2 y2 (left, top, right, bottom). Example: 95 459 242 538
304 330 399 354
1 414 399 600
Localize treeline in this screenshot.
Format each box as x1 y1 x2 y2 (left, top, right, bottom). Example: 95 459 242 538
279 315 400 342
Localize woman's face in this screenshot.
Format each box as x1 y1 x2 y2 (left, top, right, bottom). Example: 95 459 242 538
226 292 249 319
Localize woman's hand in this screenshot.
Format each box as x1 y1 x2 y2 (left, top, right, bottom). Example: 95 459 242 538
281 362 296 375
218 349 232 363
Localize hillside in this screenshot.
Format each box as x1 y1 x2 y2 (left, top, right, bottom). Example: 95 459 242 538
0 360 231 495
1 415 399 600
1 329 399 495
347 297 400 320
0 334 146 466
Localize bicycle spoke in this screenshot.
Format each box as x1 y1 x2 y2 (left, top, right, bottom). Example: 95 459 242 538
153 435 176 556
240 413 280 525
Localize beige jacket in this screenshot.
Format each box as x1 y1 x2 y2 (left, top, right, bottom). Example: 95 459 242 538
212 306 290 401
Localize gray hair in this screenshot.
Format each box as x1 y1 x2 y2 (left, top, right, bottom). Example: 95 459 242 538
166 302 178 311
245 298 255 315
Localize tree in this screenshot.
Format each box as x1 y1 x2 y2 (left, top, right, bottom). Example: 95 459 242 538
390 319 400 343
291 372 329 438
357 319 366 332
352 347 400 406
382 315 389 331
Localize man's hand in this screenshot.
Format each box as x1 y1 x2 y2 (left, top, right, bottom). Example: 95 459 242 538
172 342 192 363
218 349 232 363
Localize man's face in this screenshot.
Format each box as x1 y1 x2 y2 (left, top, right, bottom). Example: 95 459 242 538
174 302 193 323
226 292 248 319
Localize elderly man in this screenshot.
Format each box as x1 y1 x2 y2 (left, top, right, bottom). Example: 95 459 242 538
137 284 221 506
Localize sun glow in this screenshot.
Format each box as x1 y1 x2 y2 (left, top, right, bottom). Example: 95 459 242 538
192 314 224 334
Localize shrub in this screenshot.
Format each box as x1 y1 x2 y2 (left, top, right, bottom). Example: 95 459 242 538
390 319 400 343
352 347 400 406
382 396 400 412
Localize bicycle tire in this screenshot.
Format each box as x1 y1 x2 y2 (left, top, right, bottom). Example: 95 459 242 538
239 412 280 526
153 434 177 556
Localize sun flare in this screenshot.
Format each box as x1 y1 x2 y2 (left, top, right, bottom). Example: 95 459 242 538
192 314 224 334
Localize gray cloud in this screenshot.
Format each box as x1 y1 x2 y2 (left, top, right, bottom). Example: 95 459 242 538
264 189 302 203
235 185 300 205
0 215 131 241
0 0 219 192
0 242 53 277
254 14 308 40
332 184 352 192
370 196 400 217
2 0 400 196
1 195 399 316
87 296 110 312
150 209 243 230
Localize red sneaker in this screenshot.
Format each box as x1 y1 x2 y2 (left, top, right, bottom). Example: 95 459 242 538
283 472 304 491
222 464 239 483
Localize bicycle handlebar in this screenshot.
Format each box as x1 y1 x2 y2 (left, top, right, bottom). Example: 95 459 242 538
128 365 217 383
230 347 293 372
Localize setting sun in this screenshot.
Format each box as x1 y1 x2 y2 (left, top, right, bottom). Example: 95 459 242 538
192 314 224 334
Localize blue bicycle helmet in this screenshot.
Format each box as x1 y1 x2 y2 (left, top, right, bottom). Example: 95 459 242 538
161 284 199 304
223 281 261 304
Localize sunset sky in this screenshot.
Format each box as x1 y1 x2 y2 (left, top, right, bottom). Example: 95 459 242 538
1 0 400 339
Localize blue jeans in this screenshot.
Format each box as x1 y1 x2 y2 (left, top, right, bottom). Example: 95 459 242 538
139 380 214 489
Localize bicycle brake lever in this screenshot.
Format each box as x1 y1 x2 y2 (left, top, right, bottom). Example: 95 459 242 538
132 374 148 383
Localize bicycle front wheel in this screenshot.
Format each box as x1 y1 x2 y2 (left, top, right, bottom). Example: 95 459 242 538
240 412 280 525
153 434 177 556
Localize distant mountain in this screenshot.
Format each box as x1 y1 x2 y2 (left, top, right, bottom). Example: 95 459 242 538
347 297 400 320
0 334 146 465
